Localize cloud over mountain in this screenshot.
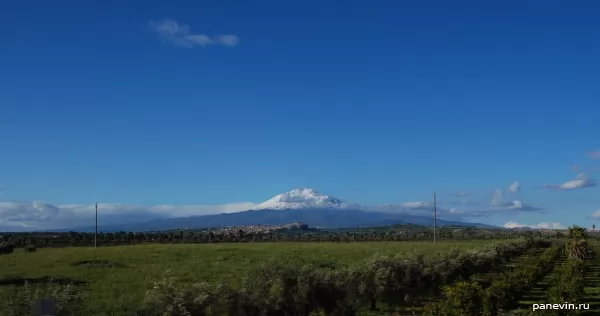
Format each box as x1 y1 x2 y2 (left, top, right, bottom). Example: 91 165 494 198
0 201 257 230
0 188 546 231
504 221 564 229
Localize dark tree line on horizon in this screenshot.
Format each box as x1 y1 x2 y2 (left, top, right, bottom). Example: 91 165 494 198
0 226 562 248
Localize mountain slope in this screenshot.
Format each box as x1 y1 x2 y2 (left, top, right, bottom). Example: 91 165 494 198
253 188 358 210
52 188 497 232
63 208 494 232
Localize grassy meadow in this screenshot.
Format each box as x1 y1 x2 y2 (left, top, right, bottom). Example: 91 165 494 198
0 240 491 315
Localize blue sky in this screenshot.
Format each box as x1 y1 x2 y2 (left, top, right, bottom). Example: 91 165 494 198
1 0 599 230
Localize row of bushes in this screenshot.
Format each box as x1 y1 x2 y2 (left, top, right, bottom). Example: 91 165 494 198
543 260 586 315
1 281 83 316
1 238 549 316
422 243 563 316
536 226 590 315
136 238 549 316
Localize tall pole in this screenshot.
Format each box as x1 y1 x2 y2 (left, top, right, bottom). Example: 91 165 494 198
433 192 437 244
95 202 98 248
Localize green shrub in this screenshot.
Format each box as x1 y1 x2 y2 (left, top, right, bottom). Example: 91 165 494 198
0 244 14 255
138 270 218 316
137 238 550 315
423 281 485 316
24 244 37 252
547 260 585 310
0 281 83 316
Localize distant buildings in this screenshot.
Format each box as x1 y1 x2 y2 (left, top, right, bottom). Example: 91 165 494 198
211 222 308 234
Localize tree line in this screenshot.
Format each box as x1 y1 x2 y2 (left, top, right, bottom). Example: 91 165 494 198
0 227 558 248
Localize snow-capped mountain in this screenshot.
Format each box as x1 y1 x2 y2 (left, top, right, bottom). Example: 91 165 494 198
51 188 497 232
254 188 354 210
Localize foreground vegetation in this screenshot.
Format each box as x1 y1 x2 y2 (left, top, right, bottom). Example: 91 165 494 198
422 226 598 316
0 238 552 315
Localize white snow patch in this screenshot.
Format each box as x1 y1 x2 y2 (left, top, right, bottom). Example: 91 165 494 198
253 188 352 210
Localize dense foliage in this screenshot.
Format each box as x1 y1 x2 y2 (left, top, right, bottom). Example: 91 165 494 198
538 225 590 316
131 238 548 315
422 244 563 316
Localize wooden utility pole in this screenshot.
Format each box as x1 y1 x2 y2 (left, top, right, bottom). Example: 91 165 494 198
95 202 98 248
433 192 437 244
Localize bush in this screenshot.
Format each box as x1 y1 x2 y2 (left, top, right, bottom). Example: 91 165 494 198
137 238 551 315
0 244 14 255
138 270 218 316
239 258 360 315
24 244 37 252
547 261 585 306
423 281 485 316
424 244 562 316
484 245 562 313
0 281 83 316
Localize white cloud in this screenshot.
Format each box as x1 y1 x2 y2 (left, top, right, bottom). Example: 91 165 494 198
491 200 543 212
399 201 431 210
450 191 479 206
450 199 480 206
372 191 543 219
149 19 239 48
590 210 600 219
0 201 257 231
369 202 465 217
447 208 467 215
508 181 521 193
503 221 564 229
588 150 600 160
542 173 596 190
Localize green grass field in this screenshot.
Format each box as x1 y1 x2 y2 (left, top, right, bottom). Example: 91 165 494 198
0 241 491 315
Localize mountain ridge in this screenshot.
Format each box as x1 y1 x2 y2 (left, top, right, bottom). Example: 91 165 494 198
47 188 498 232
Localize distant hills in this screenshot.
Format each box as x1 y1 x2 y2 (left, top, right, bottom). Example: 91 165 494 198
58 208 494 232
53 188 496 232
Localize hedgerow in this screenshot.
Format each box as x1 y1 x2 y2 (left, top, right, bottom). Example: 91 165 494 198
138 237 549 315
540 225 590 316
422 244 563 316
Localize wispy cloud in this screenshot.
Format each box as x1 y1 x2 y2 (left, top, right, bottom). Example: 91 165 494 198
449 199 480 206
589 210 600 219
508 181 521 193
504 221 564 229
364 202 465 218
541 173 596 190
491 189 503 206
149 19 239 48
0 201 257 231
371 197 542 219
588 150 600 160
450 191 479 206
490 200 543 212
487 184 542 214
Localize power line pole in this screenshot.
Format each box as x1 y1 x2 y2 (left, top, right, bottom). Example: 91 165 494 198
95 202 98 248
433 192 437 244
